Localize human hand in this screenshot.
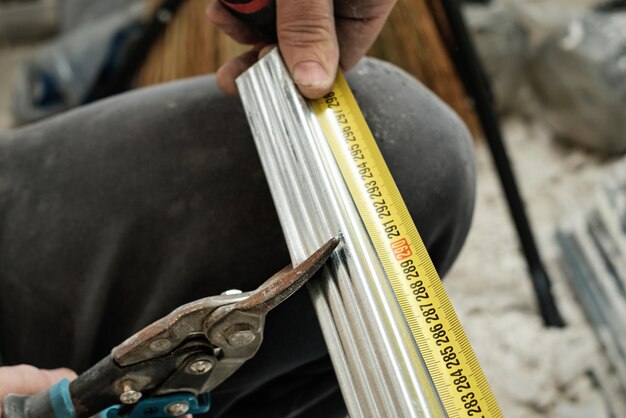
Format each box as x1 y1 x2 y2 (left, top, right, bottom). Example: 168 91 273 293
0 365 77 418
207 0 397 99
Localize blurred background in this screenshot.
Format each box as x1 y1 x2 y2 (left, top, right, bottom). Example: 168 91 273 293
1 0 625 416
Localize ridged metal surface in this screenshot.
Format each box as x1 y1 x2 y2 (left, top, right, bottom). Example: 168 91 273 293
557 160 626 391
236 49 445 417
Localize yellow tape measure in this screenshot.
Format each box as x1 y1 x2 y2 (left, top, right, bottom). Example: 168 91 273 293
311 72 502 418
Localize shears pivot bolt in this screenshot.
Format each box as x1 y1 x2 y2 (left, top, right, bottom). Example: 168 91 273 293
187 360 213 375
165 401 190 416
224 324 256 347
119 381 142 404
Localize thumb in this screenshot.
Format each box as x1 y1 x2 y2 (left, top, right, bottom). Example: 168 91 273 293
276 0 338 98
0 365 77 400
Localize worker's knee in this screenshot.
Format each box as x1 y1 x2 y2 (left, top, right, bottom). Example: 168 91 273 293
149 60 476 277
347 58 476 276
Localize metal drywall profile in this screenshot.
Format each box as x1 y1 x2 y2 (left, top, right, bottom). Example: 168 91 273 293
557 161 626 391
236 49 445 417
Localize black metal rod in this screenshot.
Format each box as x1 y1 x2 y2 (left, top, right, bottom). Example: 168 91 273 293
432 0 565 327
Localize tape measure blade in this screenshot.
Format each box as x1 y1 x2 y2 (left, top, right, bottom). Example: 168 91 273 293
311 71 502 418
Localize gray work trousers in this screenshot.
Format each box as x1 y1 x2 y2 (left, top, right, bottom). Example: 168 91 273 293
0 59 476 417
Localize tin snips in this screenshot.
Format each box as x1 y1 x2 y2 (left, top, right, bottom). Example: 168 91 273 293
2 237 340 418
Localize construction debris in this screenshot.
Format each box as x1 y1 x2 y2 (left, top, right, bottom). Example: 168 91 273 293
557 156 626 413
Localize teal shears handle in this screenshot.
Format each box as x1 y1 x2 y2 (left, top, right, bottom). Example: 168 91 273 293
98 391 211 418
2 380 210 418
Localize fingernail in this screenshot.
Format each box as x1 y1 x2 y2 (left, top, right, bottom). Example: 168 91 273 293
293 61 330 88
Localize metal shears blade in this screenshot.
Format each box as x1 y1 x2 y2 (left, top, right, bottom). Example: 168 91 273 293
217 235 341 318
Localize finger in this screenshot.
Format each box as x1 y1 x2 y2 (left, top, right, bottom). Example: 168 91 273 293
277 0 338 98
0 365 77 399
335 0 396 71
206 1 262 45
216 48 266 95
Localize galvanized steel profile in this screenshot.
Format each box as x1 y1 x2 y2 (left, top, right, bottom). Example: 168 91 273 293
236 48 446 418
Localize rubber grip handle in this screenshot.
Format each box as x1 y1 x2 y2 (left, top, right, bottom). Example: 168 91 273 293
218 0 277 41
2 380 74 418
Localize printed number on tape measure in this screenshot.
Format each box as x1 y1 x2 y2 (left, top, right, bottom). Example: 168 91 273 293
312 74 502 418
